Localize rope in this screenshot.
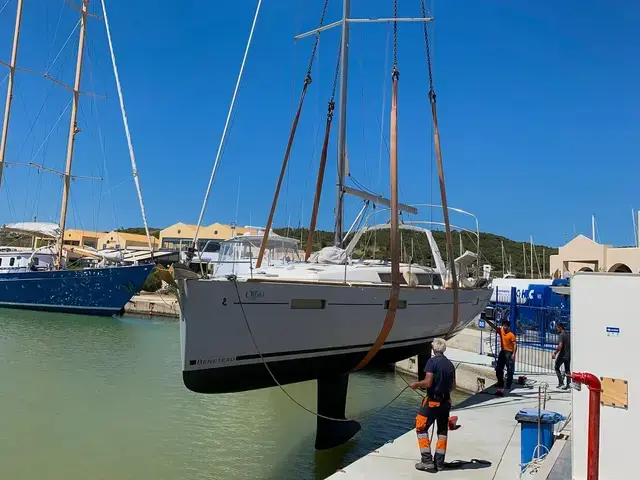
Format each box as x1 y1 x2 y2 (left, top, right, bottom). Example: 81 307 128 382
100 0 155 257
230 276 413 423
349 0 401 373
192 0 263 249
420 0 459 335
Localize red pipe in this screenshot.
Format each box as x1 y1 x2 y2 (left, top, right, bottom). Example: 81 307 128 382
570 372 602 480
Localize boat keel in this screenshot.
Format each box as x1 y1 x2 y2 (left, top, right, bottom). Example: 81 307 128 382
314 375 361 450
417 342 432 381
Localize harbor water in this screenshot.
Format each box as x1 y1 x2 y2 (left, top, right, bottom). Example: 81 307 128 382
0 309 466 480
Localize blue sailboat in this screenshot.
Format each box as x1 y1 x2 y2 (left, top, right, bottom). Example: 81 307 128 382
0 2 155 316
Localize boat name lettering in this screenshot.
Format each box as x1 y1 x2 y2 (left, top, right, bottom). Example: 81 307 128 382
191 357 236 366
245 290 264 300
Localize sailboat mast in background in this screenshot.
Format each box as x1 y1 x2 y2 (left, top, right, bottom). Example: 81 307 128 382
0 0 24 190
530 235 534 278
333 0 350 246
57 0 89 266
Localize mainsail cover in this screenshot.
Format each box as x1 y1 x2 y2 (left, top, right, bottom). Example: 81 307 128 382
2 222 61 239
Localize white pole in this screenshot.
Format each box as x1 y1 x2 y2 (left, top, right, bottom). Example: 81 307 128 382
633 208 638 247
592 215 596 242
0 0 24 189
101 0 155 256
192 0 263 247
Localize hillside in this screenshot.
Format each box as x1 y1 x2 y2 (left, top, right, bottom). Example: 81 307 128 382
274 227 557 278
117 227 161 239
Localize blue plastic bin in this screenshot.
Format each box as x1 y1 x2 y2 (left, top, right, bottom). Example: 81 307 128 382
515 409 565 471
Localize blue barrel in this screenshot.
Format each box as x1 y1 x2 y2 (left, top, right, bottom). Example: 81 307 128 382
515 409 565 471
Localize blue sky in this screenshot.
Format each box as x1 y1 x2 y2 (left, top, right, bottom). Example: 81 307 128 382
0 0 639 247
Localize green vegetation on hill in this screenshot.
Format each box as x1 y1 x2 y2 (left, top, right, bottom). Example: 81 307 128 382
274 227 557 278
117 227 161 239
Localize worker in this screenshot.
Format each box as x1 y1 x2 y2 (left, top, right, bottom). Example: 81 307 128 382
410 338 456 473
552 323 571 389
484 318 517 396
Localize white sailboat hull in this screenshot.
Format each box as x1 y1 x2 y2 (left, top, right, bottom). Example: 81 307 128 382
180 277 492 393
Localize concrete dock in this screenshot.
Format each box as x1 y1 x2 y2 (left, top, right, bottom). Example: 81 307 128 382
125 292 179 318
329 373 571 479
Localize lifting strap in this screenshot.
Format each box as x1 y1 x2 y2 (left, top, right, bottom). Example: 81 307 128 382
305 46 342 260
351 1 401 372
256 0 329 268
420 0 459 333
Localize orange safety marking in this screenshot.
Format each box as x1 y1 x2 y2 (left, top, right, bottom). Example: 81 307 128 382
418 437 430 449
416 414 428 431
436 438 447 451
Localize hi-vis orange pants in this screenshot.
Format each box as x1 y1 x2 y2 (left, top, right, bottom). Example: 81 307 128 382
415 396 451 468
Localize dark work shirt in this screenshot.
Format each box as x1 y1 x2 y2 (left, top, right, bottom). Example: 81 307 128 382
424 354 456 401
559 331 570 359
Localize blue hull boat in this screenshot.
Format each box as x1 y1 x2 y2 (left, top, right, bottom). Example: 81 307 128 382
0 264 153 316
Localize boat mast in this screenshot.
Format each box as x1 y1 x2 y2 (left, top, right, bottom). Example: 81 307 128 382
57 0 89 266
530 235 534 278
0 0 24 190
333 0 350 247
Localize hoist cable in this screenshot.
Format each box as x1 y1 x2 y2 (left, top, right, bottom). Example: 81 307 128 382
305 44 342 260
350 0 401 373
420 0 459 334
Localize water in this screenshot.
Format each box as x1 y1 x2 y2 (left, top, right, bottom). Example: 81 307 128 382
0 309 467 480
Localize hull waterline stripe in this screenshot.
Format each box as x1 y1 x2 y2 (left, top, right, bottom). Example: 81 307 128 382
233 334 436 362
0 301 113 310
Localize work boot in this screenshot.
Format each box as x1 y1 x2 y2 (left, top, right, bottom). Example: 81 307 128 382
415 461 437 473
434 453 446 471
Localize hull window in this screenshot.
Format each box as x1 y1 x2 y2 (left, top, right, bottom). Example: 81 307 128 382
290 299 326 310
384 299 407 309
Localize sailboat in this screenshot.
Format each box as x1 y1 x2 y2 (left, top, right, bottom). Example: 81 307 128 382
0 0 153 316
173 0 492 448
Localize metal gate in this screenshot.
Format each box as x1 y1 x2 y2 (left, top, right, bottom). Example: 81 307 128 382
487 290 570 375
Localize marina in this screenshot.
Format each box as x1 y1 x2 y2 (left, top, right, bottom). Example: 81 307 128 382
0 0 637 478
0 308 470 480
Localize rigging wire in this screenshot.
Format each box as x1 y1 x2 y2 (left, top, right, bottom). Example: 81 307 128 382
305 43 342 258
0 0 11 16
101 0 155 256
192 0 263 248
44 19 81 76
256 0 330 268
84 39 112 233
44 0 66 69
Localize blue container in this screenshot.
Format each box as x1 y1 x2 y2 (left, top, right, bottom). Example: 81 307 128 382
515 409 564 471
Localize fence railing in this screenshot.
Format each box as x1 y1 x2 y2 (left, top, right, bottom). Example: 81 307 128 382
486 286 570 375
